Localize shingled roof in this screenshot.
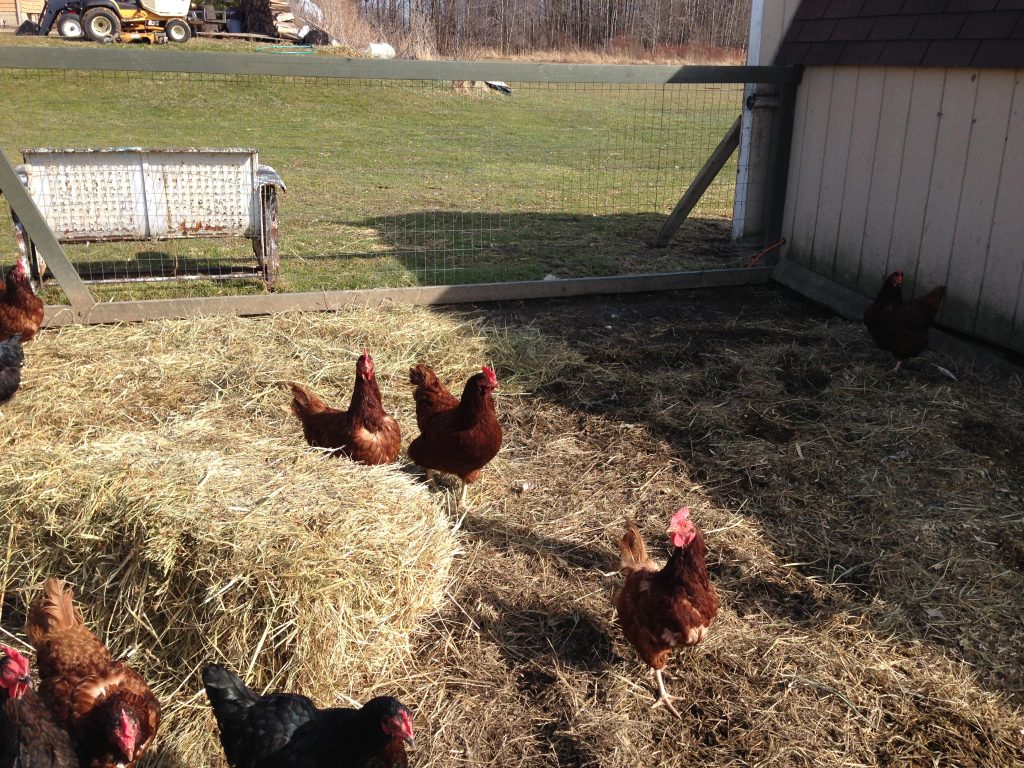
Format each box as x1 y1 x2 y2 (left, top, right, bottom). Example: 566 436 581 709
777 0 1024 68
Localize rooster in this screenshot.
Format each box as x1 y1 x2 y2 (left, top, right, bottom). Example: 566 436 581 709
26 579 161 768
1 645 79 768
0 334 24 406
290 351 401 465
612 508 719 719
407 364 502 508
0 256 44 343
863 270 946 373
202 663 414 768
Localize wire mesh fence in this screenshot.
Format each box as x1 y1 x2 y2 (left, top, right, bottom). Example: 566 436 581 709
0 56 789 305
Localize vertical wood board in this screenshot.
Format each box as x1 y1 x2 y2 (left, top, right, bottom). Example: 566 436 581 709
811 69 860 280
858 69 915 296
835 68 886 290
946 70 1014 333
887 69 945 294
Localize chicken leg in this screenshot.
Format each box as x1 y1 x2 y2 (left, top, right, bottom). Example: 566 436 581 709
651 668 683 720
424 468 439 491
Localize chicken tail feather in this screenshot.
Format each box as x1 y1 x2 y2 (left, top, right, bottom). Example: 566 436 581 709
290 383 328 419
408 364 439 390
26 578 84 645
618 520 654 573
202 664 260 723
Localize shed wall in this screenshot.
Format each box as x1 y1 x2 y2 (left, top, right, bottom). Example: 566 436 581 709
780 65 1024 353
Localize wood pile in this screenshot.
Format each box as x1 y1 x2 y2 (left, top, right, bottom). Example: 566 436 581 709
238 0 299 38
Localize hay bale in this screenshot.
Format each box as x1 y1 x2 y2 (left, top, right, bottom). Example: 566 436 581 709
0 307 503 767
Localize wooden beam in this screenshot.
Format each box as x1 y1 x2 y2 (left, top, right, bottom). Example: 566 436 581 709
652 115 742 248
0 47 804 85
43 266 773 327
0 149 96 313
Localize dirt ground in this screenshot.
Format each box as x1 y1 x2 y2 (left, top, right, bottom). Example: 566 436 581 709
398 283 1024 767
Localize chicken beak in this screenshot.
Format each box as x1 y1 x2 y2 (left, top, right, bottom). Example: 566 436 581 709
405 735 416 750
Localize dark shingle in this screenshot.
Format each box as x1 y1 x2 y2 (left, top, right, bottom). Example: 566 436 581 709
911 12 968 37
832 16 880 38
800 18 840 40
960 10 1021 36
824 0 866 17
922 38 982 62
946 0 998 10
838 40 887 62
901 0 950 13
877 39 933 63
804 41 848 64
779 0 1024 65
869 14 922 38
861 0 905 14
796 0 832 19
972 36 1024 62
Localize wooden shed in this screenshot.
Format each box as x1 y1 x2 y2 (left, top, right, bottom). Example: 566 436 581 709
749 0 1024 355
1 0 44 26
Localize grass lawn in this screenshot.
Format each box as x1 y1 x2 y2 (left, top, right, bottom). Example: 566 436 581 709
0 36 755 303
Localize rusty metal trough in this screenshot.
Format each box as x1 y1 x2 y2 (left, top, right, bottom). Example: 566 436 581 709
12 147 285 287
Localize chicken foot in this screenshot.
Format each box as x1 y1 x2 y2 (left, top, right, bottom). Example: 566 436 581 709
651 668 683 720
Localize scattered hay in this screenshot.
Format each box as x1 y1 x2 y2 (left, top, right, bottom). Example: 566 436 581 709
4 289 1024 767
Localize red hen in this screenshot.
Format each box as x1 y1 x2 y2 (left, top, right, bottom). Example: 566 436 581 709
0 257 44 343
290 351 401 465
863 270 946 372
26 579 161 768
612 508 719 719
407 364 502 508
1 645 79 768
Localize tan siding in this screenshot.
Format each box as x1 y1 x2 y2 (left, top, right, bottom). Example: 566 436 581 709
886 70 945 298
945 71 1014 333
977 74 1024 347
788 68 835 269
834 69 885 289
857 69 914 296
755 0 802 65
812 70 860 280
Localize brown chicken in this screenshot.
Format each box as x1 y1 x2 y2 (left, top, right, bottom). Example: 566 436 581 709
26 579 161 768
0 256 45 343
863 270 946 372
290 351 401 465
407 364 502 508
612 508 719 719
1 645 79 768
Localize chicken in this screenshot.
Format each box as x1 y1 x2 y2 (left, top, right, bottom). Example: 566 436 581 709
0 334 24 406
290 351 401 465
407 364 502 508
1 645 79 768
863 270 946 373
25 579 161 768
612 508 719 719
0 256 44 343
202 663 414 768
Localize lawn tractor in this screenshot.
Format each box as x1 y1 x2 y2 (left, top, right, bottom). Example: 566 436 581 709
16 0 193 43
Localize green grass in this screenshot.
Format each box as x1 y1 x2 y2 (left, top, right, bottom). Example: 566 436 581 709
0 40 752 302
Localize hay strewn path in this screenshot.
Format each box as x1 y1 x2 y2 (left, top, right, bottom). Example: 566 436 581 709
3 285 1023 767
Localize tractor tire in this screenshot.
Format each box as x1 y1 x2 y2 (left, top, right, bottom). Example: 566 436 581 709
82 7 120 43
57 13 84 38
165 18 191 43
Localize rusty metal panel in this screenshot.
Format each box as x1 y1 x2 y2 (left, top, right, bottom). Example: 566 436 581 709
19 148 260 242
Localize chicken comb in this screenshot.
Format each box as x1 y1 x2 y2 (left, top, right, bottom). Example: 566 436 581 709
482 365 498 385
669 507 691 527
0 644 28 670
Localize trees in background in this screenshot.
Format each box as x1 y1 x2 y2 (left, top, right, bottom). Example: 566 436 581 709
355 0 750 56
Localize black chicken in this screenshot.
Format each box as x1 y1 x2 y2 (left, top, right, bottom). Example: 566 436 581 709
1 645 79 768
202 664 414 768
0 334 24 405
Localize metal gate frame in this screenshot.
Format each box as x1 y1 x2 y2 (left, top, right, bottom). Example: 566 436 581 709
0 47 801 326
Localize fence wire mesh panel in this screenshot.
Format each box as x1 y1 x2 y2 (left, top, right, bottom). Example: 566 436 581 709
0 60 783 305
